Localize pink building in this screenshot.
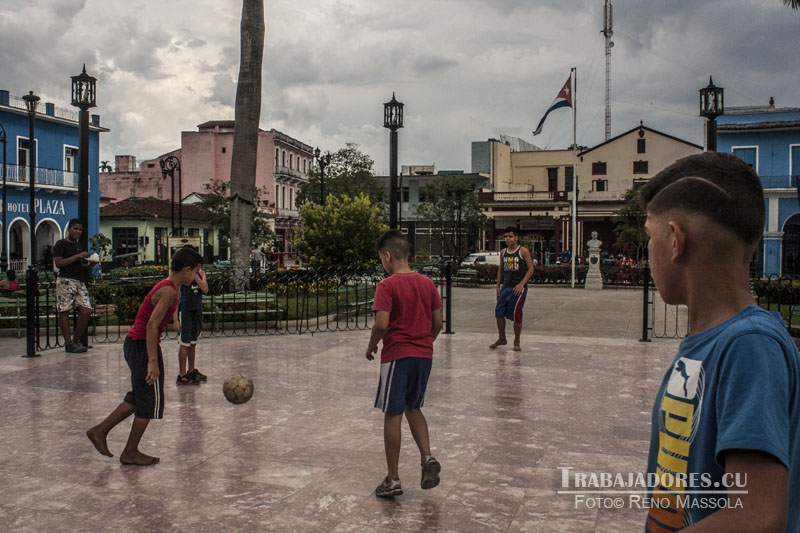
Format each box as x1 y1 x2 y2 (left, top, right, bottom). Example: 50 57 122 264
99 121 314 255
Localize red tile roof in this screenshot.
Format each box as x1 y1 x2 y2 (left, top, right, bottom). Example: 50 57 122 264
99 197 214 222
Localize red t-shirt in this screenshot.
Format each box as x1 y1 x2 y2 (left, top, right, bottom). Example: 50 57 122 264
127 279 179 341
372 272 442 363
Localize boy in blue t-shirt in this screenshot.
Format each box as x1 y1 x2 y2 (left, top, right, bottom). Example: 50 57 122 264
173 268 209 385
640 152 799 531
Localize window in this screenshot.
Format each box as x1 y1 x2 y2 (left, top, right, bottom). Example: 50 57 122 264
637 138 646 154
565 166 574 192
289 188 294 209
547 168 558 192
187 228 200 237
147 163 155 168
593 179 607 192
303 159 306 173
281 186 286 208
275 148 279 166
64 147 77 173
401 187 410 202
130 188 136 198
633 160 649 174
275 185 279 206
17 138 37 172
221 147 226 154
157 187 163 199
113 227 138 257
733 147 757 169
592 162 607 175
289 154 293 168
282 150 286 167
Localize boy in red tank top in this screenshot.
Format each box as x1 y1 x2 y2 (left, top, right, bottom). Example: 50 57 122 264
86 247 203 466
366 230 443 497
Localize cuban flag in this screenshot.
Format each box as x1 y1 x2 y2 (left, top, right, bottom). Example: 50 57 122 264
533 76 573 136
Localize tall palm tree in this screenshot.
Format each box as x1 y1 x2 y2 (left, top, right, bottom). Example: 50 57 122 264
229 0 264 282
784 0 800 8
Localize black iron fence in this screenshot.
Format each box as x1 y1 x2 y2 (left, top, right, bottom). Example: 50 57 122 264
0 264 452 350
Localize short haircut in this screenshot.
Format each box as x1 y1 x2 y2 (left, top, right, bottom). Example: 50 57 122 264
171 247 203 272
504 227 518 237
375 230 411 260
6 270 15 281
639 152 764 245
67 218 83 230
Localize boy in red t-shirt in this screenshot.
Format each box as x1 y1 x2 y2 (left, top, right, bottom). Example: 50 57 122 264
366 230 443 498
86 247 203 466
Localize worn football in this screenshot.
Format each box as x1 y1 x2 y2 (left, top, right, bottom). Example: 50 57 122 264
223 374 254 404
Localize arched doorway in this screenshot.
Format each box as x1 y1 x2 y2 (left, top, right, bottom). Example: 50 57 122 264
35 219 61 272
8 218 30 272
782 213 800 275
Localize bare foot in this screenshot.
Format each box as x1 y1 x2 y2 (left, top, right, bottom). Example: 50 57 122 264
119 450 160 466
86 428 113 457
489 339 507 349
513 344 521 352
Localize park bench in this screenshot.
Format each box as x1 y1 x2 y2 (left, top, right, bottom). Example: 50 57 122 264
336 284 374 318
204 292 285 328
0 296 23 336
454 268 479 286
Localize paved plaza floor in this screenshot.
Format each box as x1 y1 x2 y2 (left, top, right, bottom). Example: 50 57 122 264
0 286 681 532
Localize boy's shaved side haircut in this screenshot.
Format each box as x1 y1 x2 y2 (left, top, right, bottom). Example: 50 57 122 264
504 227 518 236
375 230 411 260
171 247 203 272
639 152 765 245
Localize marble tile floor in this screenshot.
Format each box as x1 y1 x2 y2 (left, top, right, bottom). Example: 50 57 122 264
0 330 679 532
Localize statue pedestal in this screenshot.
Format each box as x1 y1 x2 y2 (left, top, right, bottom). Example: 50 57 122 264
585 246 603 290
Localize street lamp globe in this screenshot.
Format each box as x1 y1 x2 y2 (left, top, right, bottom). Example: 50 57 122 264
699 76 724 119
383 93 404 131
71 65 97 110
22 91 40 116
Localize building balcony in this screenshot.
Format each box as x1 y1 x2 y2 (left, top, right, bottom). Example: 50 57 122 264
276 207 299 218
2 163 78 189
761 175 795 189
275 165 307 182
478 191 569 203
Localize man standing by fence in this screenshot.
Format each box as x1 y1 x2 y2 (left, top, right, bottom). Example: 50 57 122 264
53 219 95 353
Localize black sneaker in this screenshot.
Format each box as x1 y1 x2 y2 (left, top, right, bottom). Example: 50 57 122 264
421 457 441 489
65 342 87 354
176 373 199 386
189 368 207 382
375 477 403 498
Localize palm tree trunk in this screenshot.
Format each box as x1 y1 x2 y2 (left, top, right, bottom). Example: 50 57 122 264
230 0 265 285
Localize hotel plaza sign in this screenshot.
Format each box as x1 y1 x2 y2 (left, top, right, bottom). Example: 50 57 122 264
1 199 67 216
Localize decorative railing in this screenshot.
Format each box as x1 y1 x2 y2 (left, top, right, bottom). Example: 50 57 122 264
478 191 566 202
760 175 795 189
3 164 78 188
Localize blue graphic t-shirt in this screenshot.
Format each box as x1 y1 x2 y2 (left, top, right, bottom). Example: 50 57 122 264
645 306 800 532
179 281 203 312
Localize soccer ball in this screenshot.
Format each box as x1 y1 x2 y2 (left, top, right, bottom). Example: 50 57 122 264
223 374 254 404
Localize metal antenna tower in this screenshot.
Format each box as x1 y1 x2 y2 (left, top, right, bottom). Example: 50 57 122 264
602 0 614 140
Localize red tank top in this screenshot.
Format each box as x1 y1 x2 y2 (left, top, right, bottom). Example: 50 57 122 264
127 279 179 341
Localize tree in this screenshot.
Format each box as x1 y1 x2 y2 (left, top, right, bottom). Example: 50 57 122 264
229 0 264 279
295 194 388 265
99 161 112 173
89 232 112 262
296 143 383 208
784 0 799 9
415 174 487 261
200 179 275 251
613 184 648 261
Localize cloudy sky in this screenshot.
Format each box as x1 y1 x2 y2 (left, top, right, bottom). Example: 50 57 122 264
1 0 797 174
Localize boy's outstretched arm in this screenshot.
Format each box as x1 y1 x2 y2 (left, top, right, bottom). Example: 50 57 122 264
681 450 787 532
196 270 209 294
431 308 442 342
366 310 389 360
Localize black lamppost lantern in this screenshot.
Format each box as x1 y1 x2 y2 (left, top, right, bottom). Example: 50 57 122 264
71 65 97 255
160 155 183 237
22 90 41 358
699 76 724 152
314 146 331 205
383 93 404 229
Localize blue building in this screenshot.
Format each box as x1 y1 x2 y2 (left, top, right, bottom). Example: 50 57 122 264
0 89 107 272
717 100 800 276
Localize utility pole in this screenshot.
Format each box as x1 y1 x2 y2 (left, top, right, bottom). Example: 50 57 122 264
602 0 614 141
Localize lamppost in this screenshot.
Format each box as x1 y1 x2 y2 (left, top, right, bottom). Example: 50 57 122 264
450 183 474 262
71 65 97 254
314 147 331 205
0 120 7 271
159 155 182 237
22 91 41 358
699 76 724 152
383 93 403 229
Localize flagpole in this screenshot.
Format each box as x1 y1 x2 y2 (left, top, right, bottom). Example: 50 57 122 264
571 66 577 289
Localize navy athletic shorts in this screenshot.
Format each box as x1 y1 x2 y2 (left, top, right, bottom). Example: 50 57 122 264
495 285 528 323
374 357 432 415
123 337 165 420
179 310 203 346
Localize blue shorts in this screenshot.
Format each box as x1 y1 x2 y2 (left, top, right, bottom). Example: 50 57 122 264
495 285 528 323
123 338 165 420
374 357 432 415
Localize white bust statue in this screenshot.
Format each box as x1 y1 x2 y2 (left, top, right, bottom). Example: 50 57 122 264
586 231 602 250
